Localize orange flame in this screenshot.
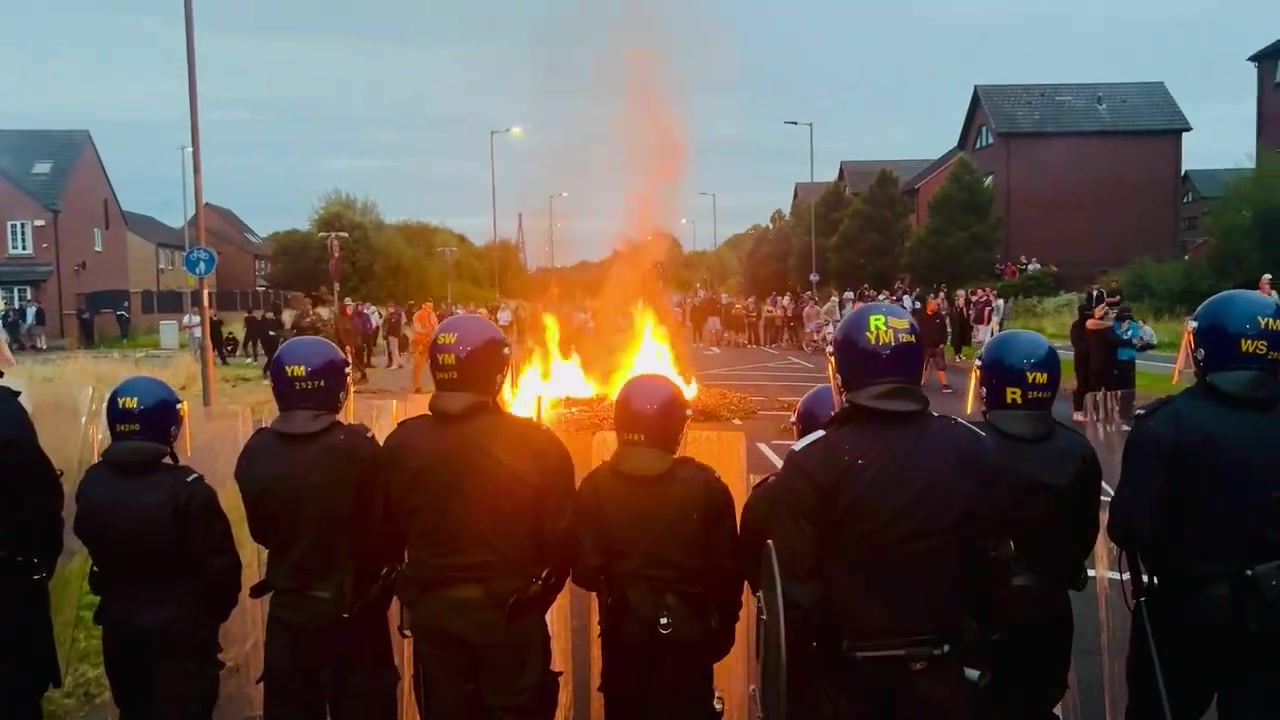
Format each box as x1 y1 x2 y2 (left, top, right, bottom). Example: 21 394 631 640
502 303 696 422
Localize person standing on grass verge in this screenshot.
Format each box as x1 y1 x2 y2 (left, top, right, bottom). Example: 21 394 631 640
181 307 203 360
1069 303 1093 422
950 290 972 362
243 309 262 364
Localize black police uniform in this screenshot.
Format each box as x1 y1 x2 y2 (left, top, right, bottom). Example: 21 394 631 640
768 401 1007 720
74 441 242 720
573 449 741 720
234 412 401 720
0 385 64 720
1109 382 1280 719
383 393 576 720
974 413 1101 719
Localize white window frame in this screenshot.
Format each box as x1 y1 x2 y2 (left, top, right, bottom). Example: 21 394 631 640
974 125 994 150
983 173 995 188
0 285 32 307
6 221 33 255
1274 61 1280 84
1182 190 1194 204
93 227 103 252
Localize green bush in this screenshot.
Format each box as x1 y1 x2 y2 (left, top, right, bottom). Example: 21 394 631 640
1004 292 1188 344
997 269 1060 299
1109 259 1220 316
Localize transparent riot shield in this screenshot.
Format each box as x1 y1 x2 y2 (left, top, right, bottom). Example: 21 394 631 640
21 379 102 706
180 404 266 720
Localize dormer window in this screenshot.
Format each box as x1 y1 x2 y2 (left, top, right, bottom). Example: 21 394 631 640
1274 61 1280 84
974 125 994 150
30 161 52 175
1182 190 1194 204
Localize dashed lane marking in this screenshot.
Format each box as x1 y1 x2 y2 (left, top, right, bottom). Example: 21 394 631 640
701 360 813 374
758 411 790 415
761 347 780 355
749 396 802 401
705 381 826 387
756 442 785 469
706 371 828 378
1101 481 1116 497
789 356 816 368
731 418 743 425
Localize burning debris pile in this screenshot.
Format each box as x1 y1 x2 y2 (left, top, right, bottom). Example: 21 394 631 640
501 303 757 431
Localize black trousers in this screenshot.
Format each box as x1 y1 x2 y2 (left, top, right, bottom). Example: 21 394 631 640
827 656 977 720
411 597 560 720
262 338 281 377
100 621 222 720
1072 357 1090 412
0 582 60 720
986 599 1074 719
601 645 718 720
262 609 398 720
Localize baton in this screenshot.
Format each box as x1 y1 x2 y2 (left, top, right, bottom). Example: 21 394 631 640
1129 554 1174 720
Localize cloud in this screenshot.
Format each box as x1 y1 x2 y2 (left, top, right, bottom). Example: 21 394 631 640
320 158 401 169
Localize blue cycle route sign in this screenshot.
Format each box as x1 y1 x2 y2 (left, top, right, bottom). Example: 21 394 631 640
183 247 217 278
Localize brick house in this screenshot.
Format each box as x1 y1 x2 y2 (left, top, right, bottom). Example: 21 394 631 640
958 82 1190 282
0 129 128 338
1178 168 1252 252
184 203 271 290
124 210 207 292
834 159 934 198
901 147 965 229
1249 38 1280 156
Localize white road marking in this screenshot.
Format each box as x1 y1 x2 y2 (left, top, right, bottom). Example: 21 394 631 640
789 356 816 367
702 361 812 374
1101 481 1116 497
756 442 785 468
731 418 743 425
1086 569 1130 581
770 440 795 446
761 347 780 355
758 411 790 415
705 371 828 378
703 347 721 355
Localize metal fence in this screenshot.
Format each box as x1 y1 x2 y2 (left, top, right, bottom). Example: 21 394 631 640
29 384 1214 720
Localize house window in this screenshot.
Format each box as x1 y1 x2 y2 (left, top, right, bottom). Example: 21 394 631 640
6 221 33 255
93 228 103 252
983 173 995 188
1182 190 1194 204
30 161 52 175
157 248 164 269
1182 216 1200 231
0 285 32 307
1274 61 1280 84
974 125 994 150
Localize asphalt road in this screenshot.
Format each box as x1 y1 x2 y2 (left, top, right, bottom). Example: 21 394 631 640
689 343 1146 720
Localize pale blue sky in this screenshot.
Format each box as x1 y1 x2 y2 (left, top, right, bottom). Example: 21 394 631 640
4 0 1270 263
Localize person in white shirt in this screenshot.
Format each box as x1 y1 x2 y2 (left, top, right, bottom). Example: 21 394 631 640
1026 258 1042 272
990 291 1006 335
181 310 203 357
496 303 513 338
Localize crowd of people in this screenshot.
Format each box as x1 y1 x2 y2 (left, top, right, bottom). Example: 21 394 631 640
1067 279 1159 428
0 299 48 352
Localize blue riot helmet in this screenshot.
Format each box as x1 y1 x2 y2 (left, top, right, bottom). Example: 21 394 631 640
791 385 837 441
973 330 1061 415
828 302 926 410
1190 289 1280 395
614 373 692 455
269 336 351 414
106 376 185 447
429 314 511 397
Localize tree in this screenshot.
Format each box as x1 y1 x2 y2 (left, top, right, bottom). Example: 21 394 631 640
829 170 912 289
788 183 853 288
1204 157 1280 288
308 190 385 300
265 228 329 294
902 157 1001 288
743 210 793 296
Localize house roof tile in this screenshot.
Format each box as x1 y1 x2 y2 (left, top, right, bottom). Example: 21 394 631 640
836 159 934 194
1184 168 1252 199
124 210 185 248
967 82 1191 139
0 130 92 211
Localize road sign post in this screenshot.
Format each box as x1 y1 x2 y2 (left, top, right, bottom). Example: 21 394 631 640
183 247 217 279
808 272 820 285
182 247 217 405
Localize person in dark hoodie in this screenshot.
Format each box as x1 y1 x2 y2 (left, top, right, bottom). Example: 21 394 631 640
74 376 241 720
917 296 954 393
259 306 286 380
382 314 575 720
0 370 65 720
1069 303 1092 422
234 337 401 720
572 374 741 720
971 330 1101 719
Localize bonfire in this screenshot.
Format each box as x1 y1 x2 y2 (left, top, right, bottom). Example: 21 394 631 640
500 303 755 431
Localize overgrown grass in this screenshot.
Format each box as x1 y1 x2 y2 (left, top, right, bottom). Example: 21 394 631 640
1005 293 1188 346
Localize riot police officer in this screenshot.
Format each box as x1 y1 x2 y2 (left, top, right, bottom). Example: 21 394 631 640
383 314 575 720
0 374 64 719
741 384 836 592
970 330 1101 719
572 373 741 720
760 303 1008 720
74 376 242 720
234 336 400 720
1109 289 1280 719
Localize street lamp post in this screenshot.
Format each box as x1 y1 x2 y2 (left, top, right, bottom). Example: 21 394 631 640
680 217 698 251
698 192 718 250
784 120 817 295
179 145 192 313
548 192 567 268
184 0 215 407
436 246 457 305
489 126 522 298
318 231 350 303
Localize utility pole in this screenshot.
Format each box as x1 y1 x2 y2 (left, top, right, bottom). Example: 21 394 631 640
698 191 718 250
681 217 697 251
785 120 818 295
184 0 215 407
515 213 527 270
319 231 349 303
435 246 457 305
179 145 192 314
489 126 522 298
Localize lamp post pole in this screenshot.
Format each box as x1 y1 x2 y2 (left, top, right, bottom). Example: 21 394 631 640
681 217 697 251
548 192 567 267
179 145 192 313
436 246 457 305
184 0 215 407
785 120 817 295
489 126 522 297
697 191 718 251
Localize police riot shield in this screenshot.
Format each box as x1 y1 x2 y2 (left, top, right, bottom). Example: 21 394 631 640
17 376 99 691
181 404 267 720
755 540 787 720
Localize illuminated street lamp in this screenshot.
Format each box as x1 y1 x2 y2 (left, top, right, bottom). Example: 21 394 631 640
548 191 567 267
784 120 817 294
489 125 523 296
681 217 698 251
